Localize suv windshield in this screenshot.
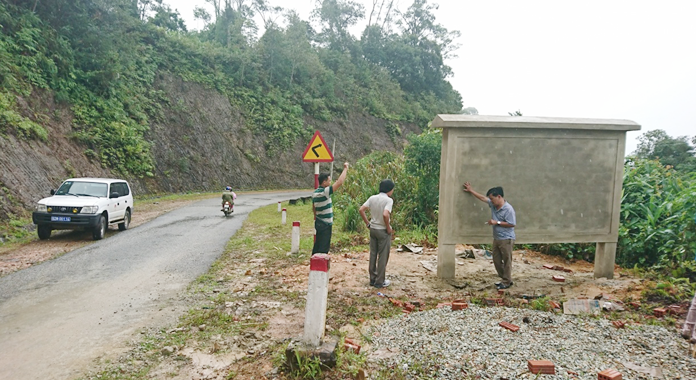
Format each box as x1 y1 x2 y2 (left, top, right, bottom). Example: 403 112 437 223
55 181 108 197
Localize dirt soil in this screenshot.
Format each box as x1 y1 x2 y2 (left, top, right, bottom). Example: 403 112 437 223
1 198 667 380
133 244 654 380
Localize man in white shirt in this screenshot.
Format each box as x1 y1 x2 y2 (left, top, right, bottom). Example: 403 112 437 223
359 179 395 288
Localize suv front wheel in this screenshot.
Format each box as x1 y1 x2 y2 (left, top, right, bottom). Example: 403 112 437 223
93 215 106 240
118 209 131 231
37 225 52 240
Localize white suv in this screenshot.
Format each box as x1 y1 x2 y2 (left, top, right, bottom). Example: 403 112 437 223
32 178 133 240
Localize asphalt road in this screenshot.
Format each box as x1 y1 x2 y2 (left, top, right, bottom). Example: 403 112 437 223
0 190 311 380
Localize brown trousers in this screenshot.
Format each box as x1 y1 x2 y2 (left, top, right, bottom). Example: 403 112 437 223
492 239 514 286
368 228 391 286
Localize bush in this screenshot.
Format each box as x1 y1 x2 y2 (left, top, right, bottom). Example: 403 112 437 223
618 158 696 268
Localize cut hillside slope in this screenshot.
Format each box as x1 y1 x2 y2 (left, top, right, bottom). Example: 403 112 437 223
0 76 419 222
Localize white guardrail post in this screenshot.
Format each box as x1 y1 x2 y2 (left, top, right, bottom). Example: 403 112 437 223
303 254 330 347
291 221 300 254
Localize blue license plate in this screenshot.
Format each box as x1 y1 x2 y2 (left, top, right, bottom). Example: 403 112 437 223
51 216 71 222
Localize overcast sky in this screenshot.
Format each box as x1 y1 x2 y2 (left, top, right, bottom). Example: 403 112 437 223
164 0 696 154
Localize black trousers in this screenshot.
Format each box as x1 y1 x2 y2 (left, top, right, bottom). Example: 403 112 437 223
312 219 332 255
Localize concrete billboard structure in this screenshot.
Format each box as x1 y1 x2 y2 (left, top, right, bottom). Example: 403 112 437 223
433 115 640 280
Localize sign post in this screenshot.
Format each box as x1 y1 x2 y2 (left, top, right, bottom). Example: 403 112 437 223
302 131 334 189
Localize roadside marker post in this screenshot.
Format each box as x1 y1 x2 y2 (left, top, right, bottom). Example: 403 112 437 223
303 254 330 346
291 221 300 253
282 208 287 225
278 201 281 212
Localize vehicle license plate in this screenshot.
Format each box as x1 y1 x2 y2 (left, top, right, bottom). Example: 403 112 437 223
51 216 71 222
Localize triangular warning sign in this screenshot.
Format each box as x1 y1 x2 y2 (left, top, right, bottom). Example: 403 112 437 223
302 131 334 162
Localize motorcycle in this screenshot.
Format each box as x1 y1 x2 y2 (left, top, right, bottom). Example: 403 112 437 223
222 201 234 216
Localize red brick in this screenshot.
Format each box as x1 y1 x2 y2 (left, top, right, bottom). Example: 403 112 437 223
528 360 555 375
499 321 520 332
485 298 504 306
612 320 625 329
344 338 358 346
404 303 415 312
436 302 450 309
543 264 554 269
629 301 641 309
598 368 622 380
389 299 404 307
653 308 666 317
344 342 361 354
549 301 561 309
552 275 565 282
452 302 468 311
666 305 681 315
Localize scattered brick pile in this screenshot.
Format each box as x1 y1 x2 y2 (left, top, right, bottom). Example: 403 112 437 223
385 297 422 314
542 264 573 273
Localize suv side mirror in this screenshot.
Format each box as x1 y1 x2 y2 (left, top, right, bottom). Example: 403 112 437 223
50 189 55 195
110 192 120 199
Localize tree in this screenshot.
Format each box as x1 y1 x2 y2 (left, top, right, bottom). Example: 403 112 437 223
362 0 460 98
312 0 364 51
149 2 187 32
634 129 696 171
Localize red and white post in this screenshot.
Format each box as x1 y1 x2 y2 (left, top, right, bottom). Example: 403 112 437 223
314 162 320 189
291 221 300 254
278 201 282 212
303 254 330 347
281 208 287 225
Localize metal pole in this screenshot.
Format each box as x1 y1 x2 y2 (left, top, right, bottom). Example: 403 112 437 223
329 138 336 180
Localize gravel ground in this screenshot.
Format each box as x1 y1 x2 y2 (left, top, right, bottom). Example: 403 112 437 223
369 305 696 379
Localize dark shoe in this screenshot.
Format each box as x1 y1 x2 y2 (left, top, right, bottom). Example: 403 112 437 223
374 280 391 288
496 282 513 289
495 282 502 286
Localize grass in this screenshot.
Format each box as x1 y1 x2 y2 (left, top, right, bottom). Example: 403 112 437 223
74 197 695 379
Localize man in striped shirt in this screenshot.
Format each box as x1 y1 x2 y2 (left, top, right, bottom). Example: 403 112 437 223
312 162 349 255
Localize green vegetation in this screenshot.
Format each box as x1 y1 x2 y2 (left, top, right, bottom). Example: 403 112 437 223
0 0 462 177
619 158 696 271
334 130 443 244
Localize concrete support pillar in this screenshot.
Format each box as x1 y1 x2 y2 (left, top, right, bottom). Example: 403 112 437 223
282 208 287 225
291 221 300 254
437 244 456 279
303 254 330 347
594 242 617 279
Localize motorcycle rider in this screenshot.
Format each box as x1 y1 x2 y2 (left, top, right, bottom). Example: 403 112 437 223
221 186 237 211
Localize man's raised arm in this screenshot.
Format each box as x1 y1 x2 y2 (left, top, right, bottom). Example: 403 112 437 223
462 182 488 203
